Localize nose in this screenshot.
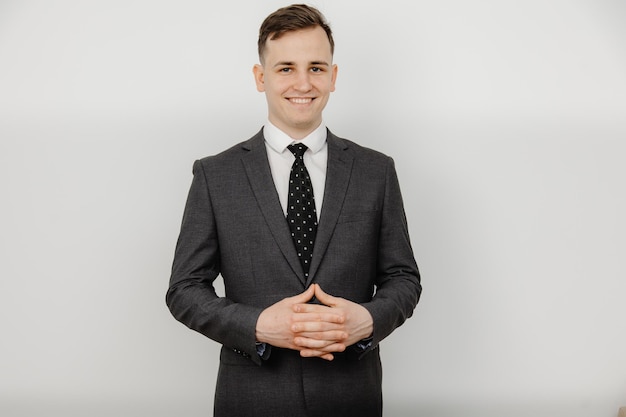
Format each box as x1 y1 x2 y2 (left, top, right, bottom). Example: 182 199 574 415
293 70 312 92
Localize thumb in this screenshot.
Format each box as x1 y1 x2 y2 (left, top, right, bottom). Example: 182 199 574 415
313 284 337 307
291 284 315 303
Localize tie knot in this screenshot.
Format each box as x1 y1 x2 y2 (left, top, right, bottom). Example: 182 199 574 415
288 143 308 159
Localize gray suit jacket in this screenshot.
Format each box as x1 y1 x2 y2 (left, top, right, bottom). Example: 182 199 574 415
167 129 421 417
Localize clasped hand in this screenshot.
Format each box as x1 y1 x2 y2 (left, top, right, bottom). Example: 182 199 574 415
255 284 373 361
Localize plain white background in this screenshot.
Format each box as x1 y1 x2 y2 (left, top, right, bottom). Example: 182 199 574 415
1 1 625 416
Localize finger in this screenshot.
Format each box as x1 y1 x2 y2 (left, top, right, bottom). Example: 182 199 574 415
292 302 331 314
299 350 335 361
293 331 347 346
290 311 345 324
292 303 345 320
293 336 336 349
299 343 346 356
292 320 345 333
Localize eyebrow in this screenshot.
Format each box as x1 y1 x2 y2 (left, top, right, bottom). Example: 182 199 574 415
273 61 330 68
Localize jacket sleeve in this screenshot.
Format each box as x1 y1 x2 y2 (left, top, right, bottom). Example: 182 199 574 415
166 160 264 365
361 157 422 351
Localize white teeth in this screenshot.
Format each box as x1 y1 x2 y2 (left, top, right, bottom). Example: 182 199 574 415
290 98 312 104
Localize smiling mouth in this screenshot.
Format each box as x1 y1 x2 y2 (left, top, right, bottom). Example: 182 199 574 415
288 98 314 104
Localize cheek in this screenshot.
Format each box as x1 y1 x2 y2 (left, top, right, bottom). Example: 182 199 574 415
316 78 335 93
267 82 289 98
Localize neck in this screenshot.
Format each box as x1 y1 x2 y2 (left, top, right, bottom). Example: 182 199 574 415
269 118 322 140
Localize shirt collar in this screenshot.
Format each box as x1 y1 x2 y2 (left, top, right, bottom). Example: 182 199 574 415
263 120 327 155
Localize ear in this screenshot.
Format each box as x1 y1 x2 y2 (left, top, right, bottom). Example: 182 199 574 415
330 64 338 92
253 64 265 92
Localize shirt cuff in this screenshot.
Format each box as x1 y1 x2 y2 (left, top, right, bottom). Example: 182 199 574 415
256 342 271 360
353 337 373 352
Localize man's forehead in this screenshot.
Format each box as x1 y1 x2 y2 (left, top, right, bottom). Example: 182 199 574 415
270 60 331 68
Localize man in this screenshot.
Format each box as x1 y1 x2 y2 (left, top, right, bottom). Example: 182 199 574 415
167 4 421 417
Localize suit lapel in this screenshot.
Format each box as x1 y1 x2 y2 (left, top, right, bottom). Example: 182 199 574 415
307 132 353 286
241 131 305 283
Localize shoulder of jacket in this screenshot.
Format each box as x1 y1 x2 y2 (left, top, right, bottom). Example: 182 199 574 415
328 131 392 164
196 129 264 165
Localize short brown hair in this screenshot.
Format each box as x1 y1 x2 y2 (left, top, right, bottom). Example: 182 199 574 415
258 4 334 63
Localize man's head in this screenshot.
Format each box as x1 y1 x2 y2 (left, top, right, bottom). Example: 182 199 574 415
254 4 337 139
257 4 334 65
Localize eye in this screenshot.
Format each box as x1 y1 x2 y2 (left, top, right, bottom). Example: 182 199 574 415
279 67 292 73
310 67 323 73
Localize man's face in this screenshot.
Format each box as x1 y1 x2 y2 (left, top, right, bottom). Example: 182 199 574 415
254 26 337 139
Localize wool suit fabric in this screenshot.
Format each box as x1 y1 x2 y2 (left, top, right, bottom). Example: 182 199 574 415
167 129 421 417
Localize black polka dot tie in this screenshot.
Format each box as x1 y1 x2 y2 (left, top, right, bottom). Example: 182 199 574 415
286 143 317 278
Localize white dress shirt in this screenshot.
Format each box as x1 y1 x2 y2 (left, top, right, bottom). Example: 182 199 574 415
263 121 328 218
